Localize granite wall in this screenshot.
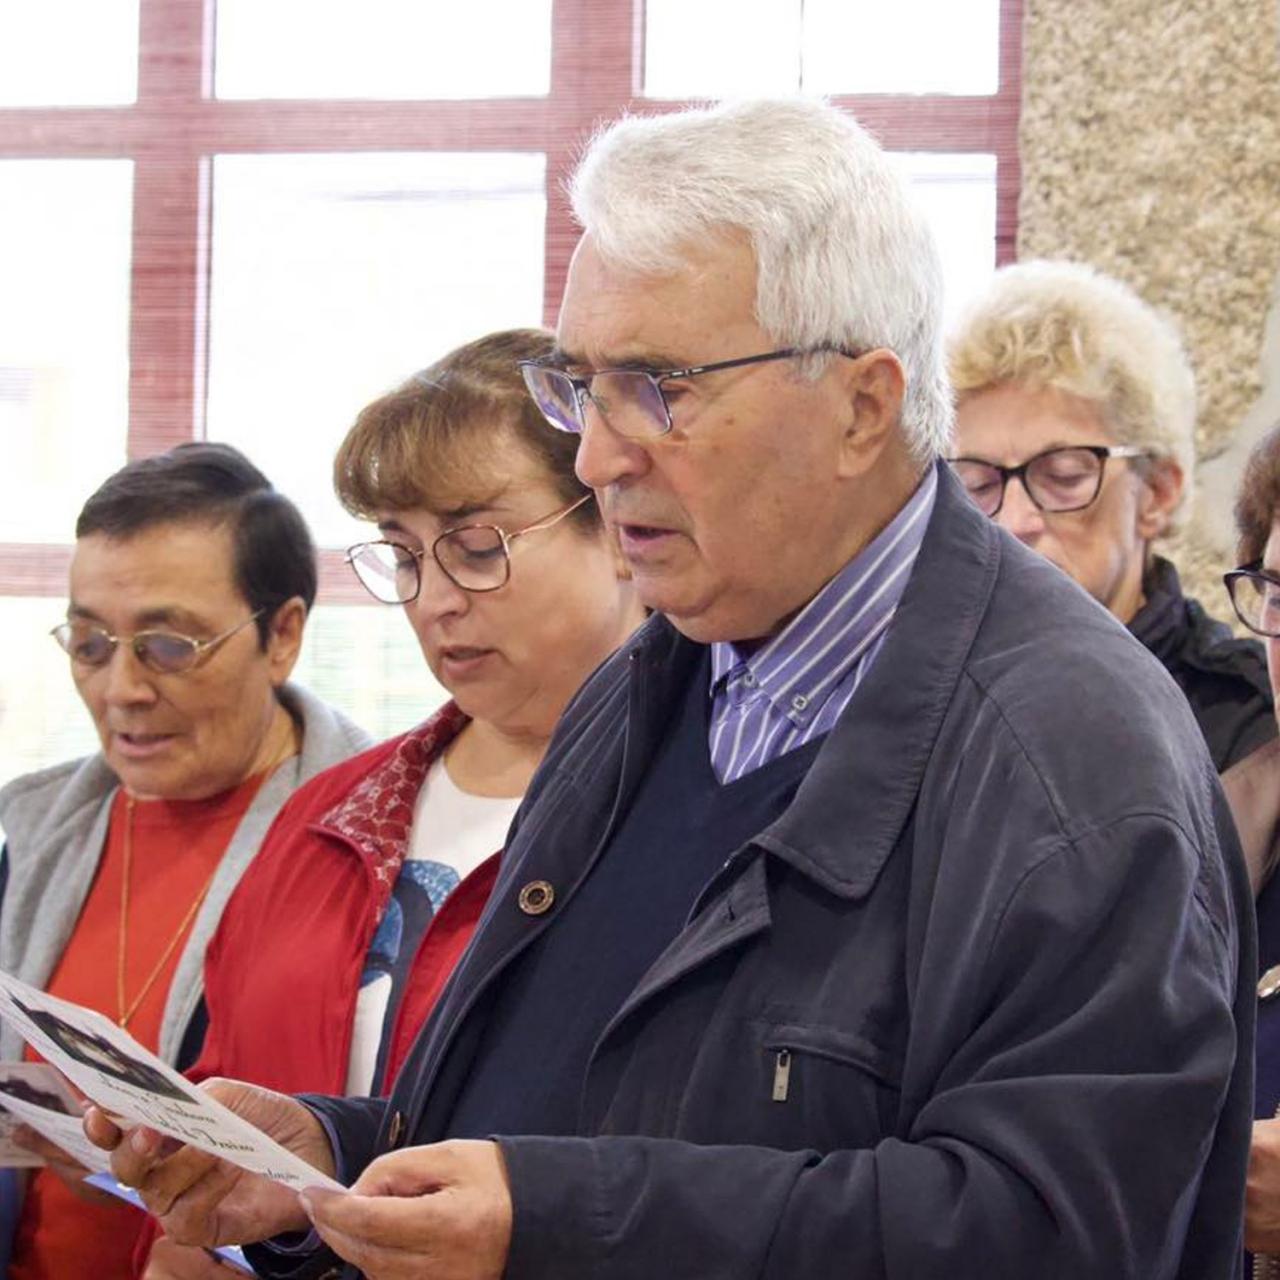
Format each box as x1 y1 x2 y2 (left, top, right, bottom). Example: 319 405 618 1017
1018 0 1280 609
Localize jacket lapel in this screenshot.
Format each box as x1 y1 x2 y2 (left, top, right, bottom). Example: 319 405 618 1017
755 462 1001 901
391 617 703 1132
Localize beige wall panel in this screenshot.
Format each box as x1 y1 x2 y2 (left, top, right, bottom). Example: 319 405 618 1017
1018 0 1280 612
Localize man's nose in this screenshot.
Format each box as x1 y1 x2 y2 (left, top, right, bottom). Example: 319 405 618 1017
573 397 651 491
994 475 1047 542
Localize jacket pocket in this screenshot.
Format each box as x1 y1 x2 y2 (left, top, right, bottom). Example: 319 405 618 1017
747 1019 902 1149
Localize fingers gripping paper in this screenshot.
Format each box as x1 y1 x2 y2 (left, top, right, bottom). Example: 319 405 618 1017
0 968 344 1194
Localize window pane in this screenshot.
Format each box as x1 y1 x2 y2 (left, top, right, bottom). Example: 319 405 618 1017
644 0 999 97
893 152 997 325
803 0 999 95
0 598 100 792
293 604 447 745
644 0 800 99
215 0 552 100
205 152 546 547
0 0 139 105
0 161 133 544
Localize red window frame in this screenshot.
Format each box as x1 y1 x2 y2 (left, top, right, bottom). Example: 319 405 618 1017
0 0 1022 605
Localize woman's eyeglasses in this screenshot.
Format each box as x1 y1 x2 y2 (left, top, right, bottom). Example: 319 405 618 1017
949 445 1148 518
51 611 264 675
1224 563 1280 638
346 493 593 603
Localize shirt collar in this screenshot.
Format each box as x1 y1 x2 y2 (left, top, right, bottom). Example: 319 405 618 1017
710 466 937 720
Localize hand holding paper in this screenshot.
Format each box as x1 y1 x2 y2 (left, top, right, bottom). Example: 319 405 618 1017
0 968 340 1194
302 1140 513 1280
0 966 343 1252
87 1077 333 1248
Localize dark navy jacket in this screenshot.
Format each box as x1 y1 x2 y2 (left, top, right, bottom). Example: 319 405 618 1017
266 464 1254 1280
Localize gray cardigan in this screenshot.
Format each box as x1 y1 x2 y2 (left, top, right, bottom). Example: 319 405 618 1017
0 683 371 1064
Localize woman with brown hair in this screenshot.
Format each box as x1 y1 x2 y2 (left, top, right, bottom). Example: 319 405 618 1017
1220 422 1280 1277
137 328 645 1276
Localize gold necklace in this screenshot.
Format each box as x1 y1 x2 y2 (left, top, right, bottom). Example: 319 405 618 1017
115 794 221 1029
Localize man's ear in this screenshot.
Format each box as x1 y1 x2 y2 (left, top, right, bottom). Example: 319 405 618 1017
265 596 307 686
837 349 907 479
1136 456 1185 541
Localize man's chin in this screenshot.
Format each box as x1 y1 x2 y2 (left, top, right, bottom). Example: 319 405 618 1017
643 588 738 646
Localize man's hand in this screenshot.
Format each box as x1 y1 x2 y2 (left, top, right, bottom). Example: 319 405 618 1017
1247 1117 1280 1252
83 1077 334 1248
142 1236 242 1278
303 1140 512 1280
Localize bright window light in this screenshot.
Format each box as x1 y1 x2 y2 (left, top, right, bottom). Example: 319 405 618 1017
0 161 133 544
0 0 139 105
215 0 553 100
645 0 999 97
205 151 546 548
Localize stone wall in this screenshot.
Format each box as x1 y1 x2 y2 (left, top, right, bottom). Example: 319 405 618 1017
1018 0 1280 611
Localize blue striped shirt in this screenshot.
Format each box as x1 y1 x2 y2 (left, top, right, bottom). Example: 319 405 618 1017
708 467 937 784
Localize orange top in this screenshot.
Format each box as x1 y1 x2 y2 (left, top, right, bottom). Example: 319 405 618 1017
10 773 267 1280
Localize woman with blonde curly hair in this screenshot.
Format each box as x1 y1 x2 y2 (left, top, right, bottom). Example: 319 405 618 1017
948 258 1272 769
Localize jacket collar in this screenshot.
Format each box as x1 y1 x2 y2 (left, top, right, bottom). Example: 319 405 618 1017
751 462 1001 899
319 701 469 903
616 464 999 901
1127 555 1184 661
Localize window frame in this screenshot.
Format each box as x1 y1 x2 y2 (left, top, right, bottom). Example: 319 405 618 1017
0 0 1022 606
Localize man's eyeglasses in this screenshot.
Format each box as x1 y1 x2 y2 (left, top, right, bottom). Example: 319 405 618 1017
51 611 264 675
1224 563 1280 638
949 445 1148 518
347 493 593 603
519 346 862 439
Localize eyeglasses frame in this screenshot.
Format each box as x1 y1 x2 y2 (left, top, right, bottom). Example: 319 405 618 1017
518 345 864 439
948 444 1149 518
346 492 594 603
51 610 266 675
1224 561 1280 637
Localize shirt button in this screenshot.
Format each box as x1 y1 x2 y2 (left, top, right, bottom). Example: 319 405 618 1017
791 693 808 711
518 880 556 915
387 1109 405 1147
743 672 757 687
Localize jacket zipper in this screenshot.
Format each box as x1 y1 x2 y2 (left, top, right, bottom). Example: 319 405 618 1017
772 1048 792 1102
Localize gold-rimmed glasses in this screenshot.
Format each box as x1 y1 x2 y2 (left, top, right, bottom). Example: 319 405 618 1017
346 493 593 603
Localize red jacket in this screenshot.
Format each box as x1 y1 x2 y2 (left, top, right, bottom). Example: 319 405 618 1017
189 700 501 1095
135 703 501 1273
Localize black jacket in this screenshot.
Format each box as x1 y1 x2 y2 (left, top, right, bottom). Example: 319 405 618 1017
1129 555 1275 770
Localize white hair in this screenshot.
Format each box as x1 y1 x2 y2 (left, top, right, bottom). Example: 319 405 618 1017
568 98 952 459
948 259 1198 515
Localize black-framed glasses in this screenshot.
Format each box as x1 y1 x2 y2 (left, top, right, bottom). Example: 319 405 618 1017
1224 562 1280 637
50 611 264 675
347 493 593 603
518 345 863 439
948 444 1148 518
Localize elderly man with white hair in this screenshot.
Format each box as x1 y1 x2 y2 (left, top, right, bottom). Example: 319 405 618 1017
948 259 1273 769
95 98 1252 1280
